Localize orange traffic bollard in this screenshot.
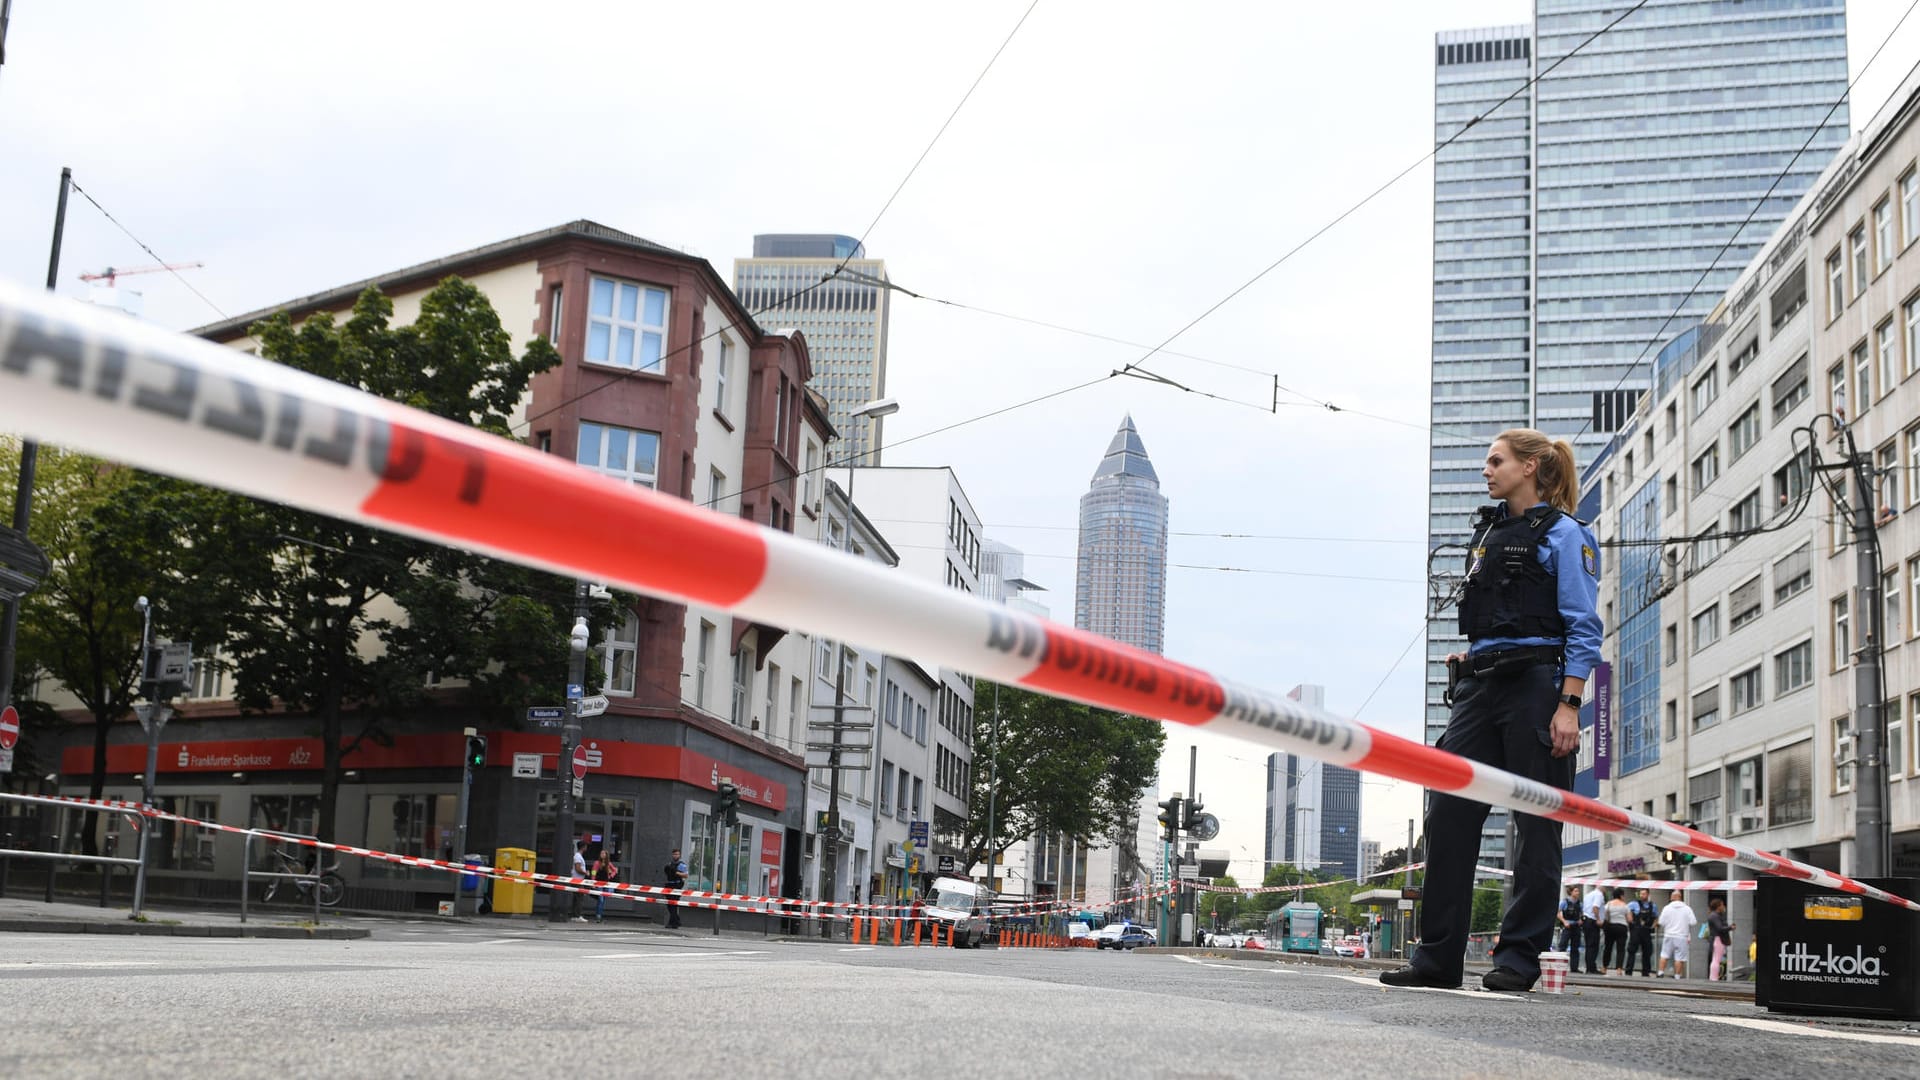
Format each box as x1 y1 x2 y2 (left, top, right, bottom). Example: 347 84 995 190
852 916 864 942
892 919 903 947
913 920 924 947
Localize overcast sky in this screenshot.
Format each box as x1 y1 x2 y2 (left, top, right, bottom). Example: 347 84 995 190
3 2 1917 884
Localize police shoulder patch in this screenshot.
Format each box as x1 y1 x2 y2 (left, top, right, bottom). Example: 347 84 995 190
1581 544 1598 578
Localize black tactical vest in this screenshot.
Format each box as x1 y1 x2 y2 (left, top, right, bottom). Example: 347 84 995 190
1458 504 1566 641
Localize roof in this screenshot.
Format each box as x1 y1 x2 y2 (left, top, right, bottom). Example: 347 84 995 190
1090 414 1159 484
191 219 709 341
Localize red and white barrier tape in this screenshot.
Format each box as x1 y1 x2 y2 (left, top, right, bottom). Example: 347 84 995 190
1184 863 1428 895
1473 864 1758 891
1 284 1909 912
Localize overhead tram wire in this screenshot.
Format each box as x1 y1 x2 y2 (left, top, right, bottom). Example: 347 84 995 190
517 3 1041 438
1570 0 1920 444
67 178 229 321
1115 1 1650 387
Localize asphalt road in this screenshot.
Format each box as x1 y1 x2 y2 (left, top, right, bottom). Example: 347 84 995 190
2 924 1915 1079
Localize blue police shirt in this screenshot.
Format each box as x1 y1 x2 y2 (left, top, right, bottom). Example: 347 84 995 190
1468 501 1603 681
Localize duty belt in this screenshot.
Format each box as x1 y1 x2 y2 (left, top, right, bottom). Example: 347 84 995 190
1466 644 1564 676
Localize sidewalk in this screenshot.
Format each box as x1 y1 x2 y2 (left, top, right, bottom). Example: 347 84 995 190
1143 945 1755 999
0 894 372 939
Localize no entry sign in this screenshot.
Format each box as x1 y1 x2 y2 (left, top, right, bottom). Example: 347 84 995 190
571 743 590 780
0 704 19 750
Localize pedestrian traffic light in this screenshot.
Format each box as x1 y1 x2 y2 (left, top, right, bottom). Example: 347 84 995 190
716 781 741 826
1156 796 1182 842
1674 823 1697 865
465 734 487 770
1660 847 1676 865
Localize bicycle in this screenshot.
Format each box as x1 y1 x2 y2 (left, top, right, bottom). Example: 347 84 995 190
261 845 345 907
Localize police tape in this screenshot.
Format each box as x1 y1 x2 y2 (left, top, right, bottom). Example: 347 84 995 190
1184 863 1427 895
7 790 1171 920
1 283 1911 912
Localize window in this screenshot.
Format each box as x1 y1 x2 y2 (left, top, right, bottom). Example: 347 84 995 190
1831 477 1850 553
1911 557 1920 640
1774 639 1813 695
1908 426 1920 508
1886 569 1903 643
1730 665 1763 715
896 770 909 822
1691 365 1719 417
1729 577 1763 631
1771 354 1808 420
709 467 725 511
802 442 818 509
1773 448 1812 515
1851 225 1868 296
1691 444 1720 494
731 646 753 726
1888 697 1905 781
1664 623 1678 664
1728 403 1760 460
1774 544 1812 604
884 682 898 727
604 611 638 694
1665 474 1678 510
586 276 668 372
1878 321 1899 400
765 662 780 737
1767 741 1814 827
1665 700 1678 741
547 283 564 342
879 762 893 814
1832 596 1850 670
1691 527 1722 573
577 421 660 488
1878 442 1900 515
1690 686 1719 733
1912 695 1920 776
1729 337 1759 380
1908 297 1920 378
1624 450 1635 485
1876 198 1895 273
1854 342 1873 413
714 339 733 415
815 635 832 680
1829 362 1848 418
1666 401 1678 440
1691 605 1720 652
1728 756 1765 833
696 621 714 710
1906 170 1920 247
1726 489 1762 544
1688 769 1722 831
1827 249 1844 320
1833 716 1854 792
911 777 923 820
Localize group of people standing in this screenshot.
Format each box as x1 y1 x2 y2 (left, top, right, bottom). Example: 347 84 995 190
1555 883 1736 980
565 841 691 929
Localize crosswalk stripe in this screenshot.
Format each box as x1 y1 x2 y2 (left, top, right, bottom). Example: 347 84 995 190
1691 1015 1920 1045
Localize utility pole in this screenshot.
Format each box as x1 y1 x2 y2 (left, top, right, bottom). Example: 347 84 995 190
550 580 589 922
1841 424 1889 877
450 726 476 914
982 682 1000 896
818 643 848 936
0 168 68 729
129 595 174 919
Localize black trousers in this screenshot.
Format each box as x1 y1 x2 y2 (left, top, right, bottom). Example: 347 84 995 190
1601 923 1628 969
1625 926 1654 975
1557 921 1583 968
1582 918 1602 972
1409 660 1573 984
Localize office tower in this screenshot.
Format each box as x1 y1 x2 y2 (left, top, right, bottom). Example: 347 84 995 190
1263 686 1362 879
1427 4 1849 863
1075 415 1169 654
734 234 892 465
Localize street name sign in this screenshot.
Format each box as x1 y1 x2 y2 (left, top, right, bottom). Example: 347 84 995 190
577 694 609 718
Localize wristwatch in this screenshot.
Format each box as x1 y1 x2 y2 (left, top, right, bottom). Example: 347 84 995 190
1559 693 1583 709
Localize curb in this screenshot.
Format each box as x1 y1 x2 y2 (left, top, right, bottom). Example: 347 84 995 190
0 918 369 939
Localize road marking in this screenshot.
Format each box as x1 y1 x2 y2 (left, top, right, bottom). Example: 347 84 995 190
475 939 526 946
1691 1015 1920 1046
582 950 767 960
0 961 161 970
1333 974 1521 1000
839 947 875 953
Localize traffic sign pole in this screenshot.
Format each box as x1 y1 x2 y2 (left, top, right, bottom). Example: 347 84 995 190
551 580 589 923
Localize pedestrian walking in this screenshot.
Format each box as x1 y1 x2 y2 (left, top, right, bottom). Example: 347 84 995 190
569 840 590 922
1380 429 1600 994
1706 897 1735 981
1657 891 1697 979
662 847 688 929
1580 882 1604 974
591 847 619 923
1557 885 1584 971
1625 887 1656 976
1602 888 1630 973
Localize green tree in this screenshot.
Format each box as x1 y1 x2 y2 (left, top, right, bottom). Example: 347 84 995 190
2 440 228 810
1470 886 1503 933
203 278 564 843
1197 875 1241 927
962 681 1166 874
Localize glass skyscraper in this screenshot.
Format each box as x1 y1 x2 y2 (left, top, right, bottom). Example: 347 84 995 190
1427 2 1849 862
734 234 893 465
1075 416 1169 655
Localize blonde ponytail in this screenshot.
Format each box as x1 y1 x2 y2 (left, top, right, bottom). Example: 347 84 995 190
1495 427 1580 514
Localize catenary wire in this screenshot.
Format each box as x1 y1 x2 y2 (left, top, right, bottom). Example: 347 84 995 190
67 178 229 321
1569 0 1920 443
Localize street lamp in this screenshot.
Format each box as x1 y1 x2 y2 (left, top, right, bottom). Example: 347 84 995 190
816 397 899 935
550 586 590 923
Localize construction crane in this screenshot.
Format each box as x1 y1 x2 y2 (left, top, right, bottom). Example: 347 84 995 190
78 262 204 287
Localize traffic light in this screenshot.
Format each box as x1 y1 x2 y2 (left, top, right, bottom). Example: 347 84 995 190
1674 822 1697 865
716 781 741 826
1660 848 1676 865
464 734 487 770
1156 796 1182 843
1182 796 1205 833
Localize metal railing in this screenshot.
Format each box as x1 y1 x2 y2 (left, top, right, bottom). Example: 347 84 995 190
0 791 151 917
240 829 329 925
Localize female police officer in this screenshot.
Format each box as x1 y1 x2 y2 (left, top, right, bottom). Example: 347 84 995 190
1381 427 1600 993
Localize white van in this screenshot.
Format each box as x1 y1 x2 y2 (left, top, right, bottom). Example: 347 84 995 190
922 876 988 948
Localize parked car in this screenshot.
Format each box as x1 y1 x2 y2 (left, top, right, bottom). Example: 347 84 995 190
1092 923 1131 949
1112 926 1157 950
1332 936 1364 957
1240 935 1266 951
